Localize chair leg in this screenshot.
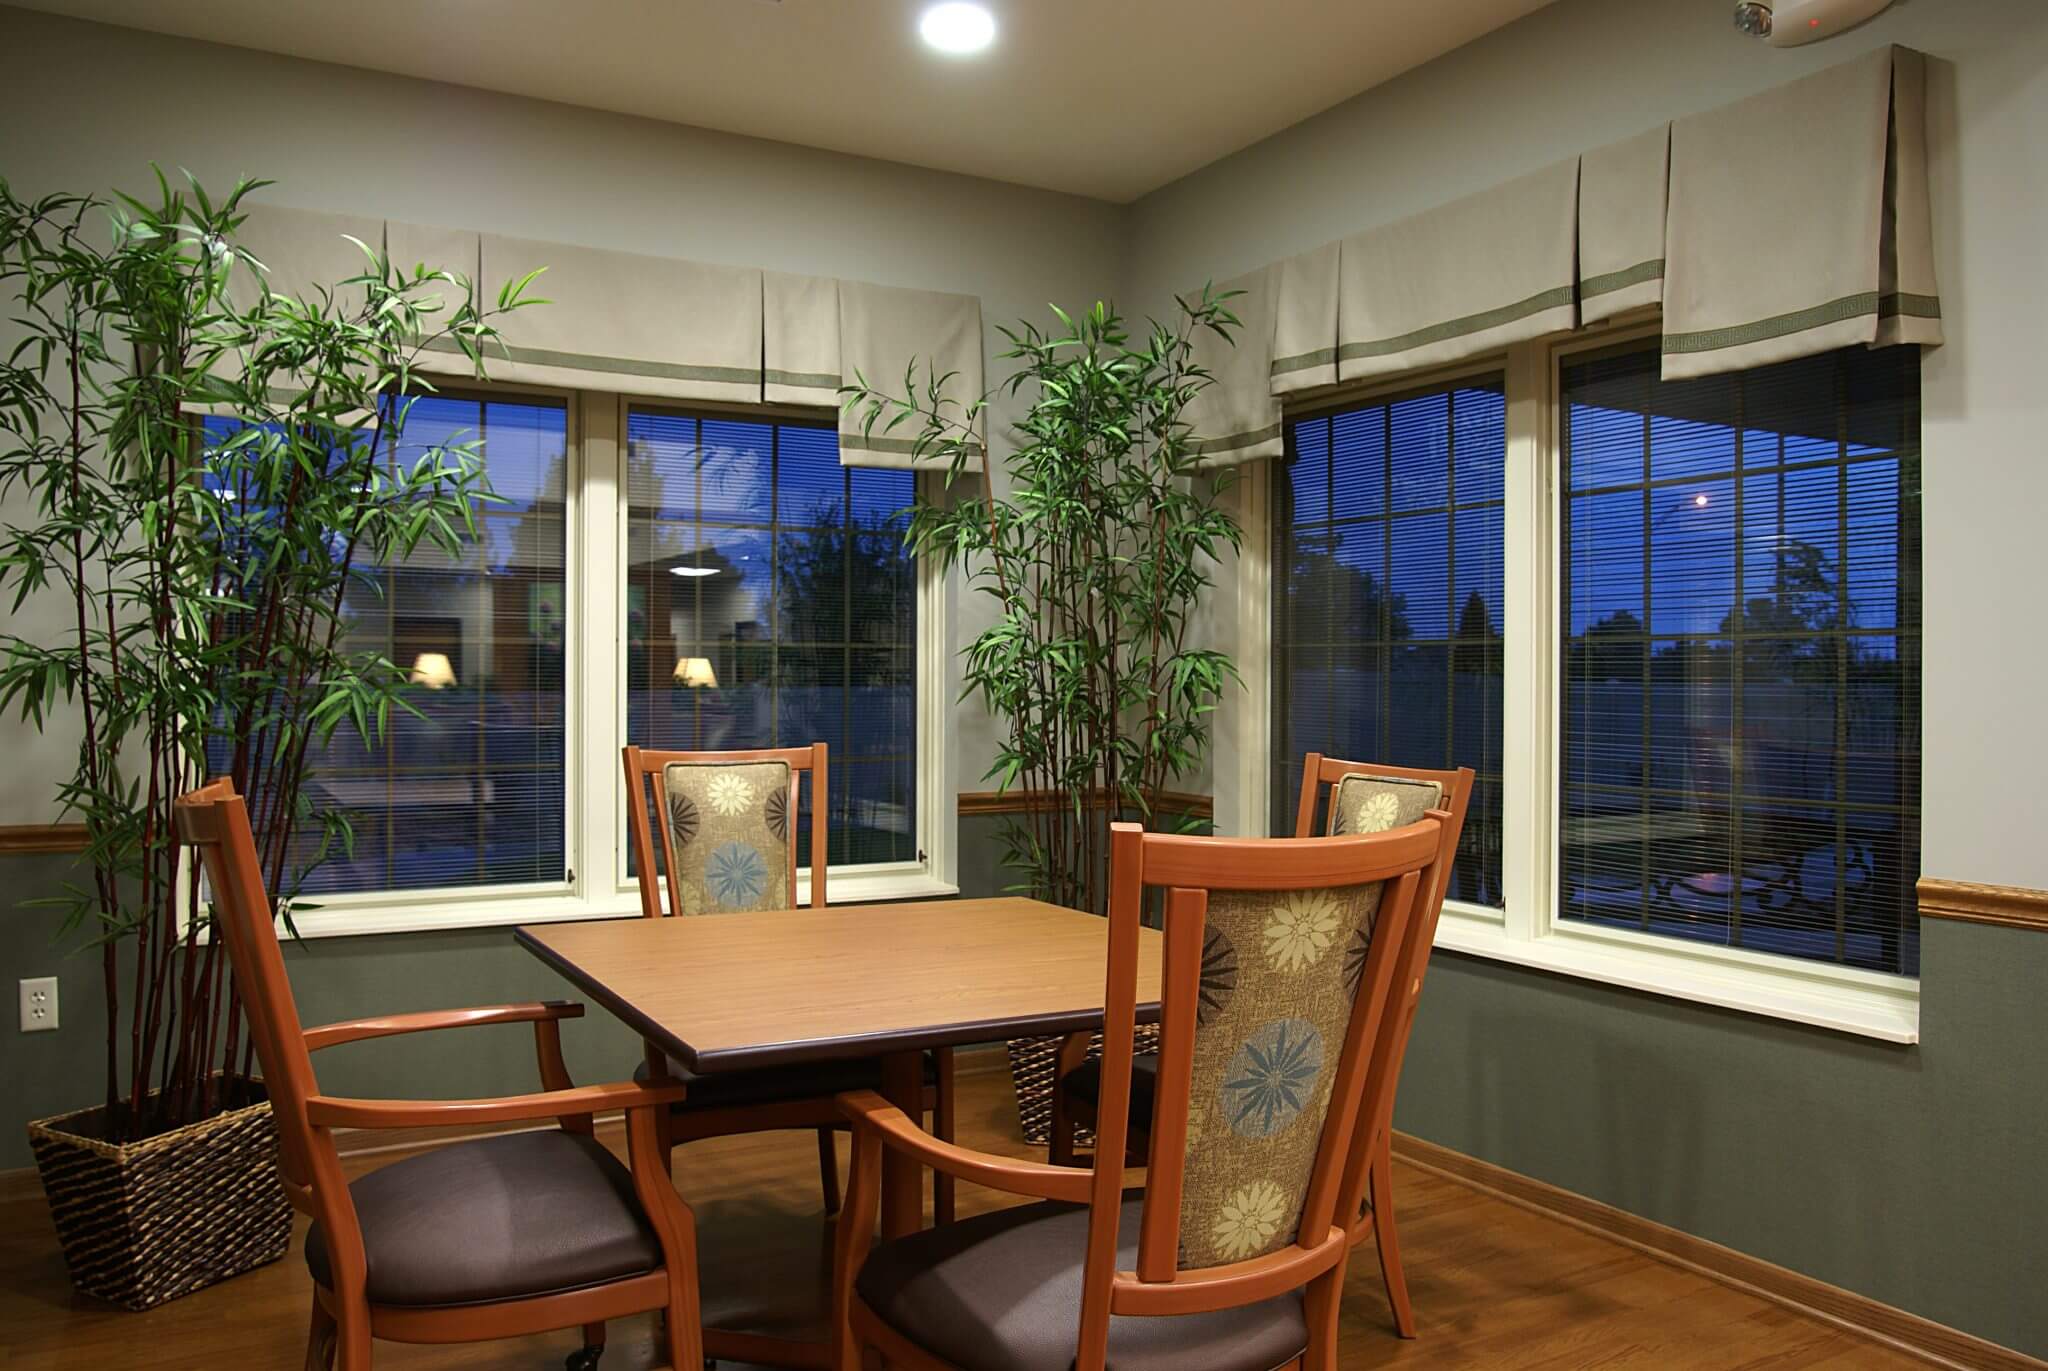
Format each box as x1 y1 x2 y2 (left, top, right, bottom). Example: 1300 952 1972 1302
1048 1086 1076 1167
1370 1141 1416 1338
566 1320 605 1370
817 1126 842 1216
334 1302 372 1371
1302 1251 1349 1371
304 1297 336 1371
932 1049 957 1225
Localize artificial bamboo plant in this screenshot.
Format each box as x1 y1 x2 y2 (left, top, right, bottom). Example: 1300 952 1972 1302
0 172 537 1143
845 292 1243 915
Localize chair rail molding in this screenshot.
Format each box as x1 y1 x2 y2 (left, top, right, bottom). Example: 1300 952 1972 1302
0 824 87 856
1917 877 2048 932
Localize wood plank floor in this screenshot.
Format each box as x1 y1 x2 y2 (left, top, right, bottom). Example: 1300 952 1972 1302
0 1066 1921 1370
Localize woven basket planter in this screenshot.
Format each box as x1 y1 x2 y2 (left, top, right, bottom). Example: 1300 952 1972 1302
27 1077 292 1311
1006 1024 1163 1149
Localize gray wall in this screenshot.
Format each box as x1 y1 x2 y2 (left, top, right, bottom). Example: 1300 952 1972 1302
1121 0 2048 1356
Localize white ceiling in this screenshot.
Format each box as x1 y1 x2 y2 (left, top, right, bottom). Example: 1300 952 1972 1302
12 0 1555 202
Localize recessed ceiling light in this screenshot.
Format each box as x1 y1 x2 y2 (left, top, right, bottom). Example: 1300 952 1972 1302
669 565 719 578
919 2 995 55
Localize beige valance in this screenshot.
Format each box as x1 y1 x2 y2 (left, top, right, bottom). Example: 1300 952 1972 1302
229 204 386 313
455 234 762 403
1663 44 1941 379
1579 125 1669 325
1186 267 1284 467
838 280 984 470
763 271 841 407
1336 157 1579 386
1269 242 1340 396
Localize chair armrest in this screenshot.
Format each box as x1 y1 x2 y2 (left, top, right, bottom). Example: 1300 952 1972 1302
305 1079 686 1132
838 1090 1097 1204
304 1001 584 1052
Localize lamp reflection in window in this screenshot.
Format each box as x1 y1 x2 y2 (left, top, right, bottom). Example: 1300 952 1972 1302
409 652 457 689
673 656 718 690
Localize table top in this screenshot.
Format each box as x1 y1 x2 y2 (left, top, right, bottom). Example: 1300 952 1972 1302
516 897 1162 1073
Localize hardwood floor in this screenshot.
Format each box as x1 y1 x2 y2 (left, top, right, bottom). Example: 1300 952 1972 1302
0 1066 1923 1370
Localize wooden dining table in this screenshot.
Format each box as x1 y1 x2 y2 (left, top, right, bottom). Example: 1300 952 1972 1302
515 895 1162 1366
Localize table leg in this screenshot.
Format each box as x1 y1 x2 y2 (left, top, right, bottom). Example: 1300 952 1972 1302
878 1049 927 1239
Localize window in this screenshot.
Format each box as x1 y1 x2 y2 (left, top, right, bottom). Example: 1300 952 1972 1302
1272 376 1506 907
212 395 571 898
1560 344 1921 975
624 408 919 871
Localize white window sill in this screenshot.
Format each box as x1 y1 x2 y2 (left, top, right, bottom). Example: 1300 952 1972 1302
276 869 960 941
1433 907 1920 1043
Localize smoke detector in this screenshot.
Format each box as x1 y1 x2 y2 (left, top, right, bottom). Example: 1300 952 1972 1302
1733 0 1895 46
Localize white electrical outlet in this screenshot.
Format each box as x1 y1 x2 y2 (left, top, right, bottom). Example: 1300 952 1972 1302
19 977 58 1032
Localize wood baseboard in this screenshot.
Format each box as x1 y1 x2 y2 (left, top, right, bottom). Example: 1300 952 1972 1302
1392 1130 2044 1371
1917 877 2048 932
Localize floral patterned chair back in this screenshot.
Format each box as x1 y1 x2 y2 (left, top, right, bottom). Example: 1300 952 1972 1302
622 746 828 918
1086 816 1456 1295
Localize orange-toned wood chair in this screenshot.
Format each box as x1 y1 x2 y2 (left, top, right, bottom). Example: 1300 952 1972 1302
174 778 702 1371
832 816 1455 1371
1047 755 1472 1339
622 743 956 1225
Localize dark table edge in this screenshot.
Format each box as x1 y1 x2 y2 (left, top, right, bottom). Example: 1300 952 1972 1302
513 921 1161 1075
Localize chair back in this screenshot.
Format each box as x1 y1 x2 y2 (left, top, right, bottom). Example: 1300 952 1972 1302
1076 816 1456 1348
623 744 829 916
1293 754 1474 1236
172 779 327 1207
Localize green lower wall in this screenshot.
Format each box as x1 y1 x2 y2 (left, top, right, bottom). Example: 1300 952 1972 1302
6 821 2043 1358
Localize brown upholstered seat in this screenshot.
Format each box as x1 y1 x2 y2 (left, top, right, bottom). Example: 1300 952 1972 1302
305 1131 661 1307
1057 1053 1158 1128
633 1049 938 1109
855 1194 1307 1371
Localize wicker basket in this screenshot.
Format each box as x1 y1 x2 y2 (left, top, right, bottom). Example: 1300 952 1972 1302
1007 1025 1163 1149
27 1078 292 1311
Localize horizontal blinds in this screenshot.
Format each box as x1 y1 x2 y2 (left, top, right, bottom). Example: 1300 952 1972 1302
1663 45 1941 379
1558 343 1921 974
1336 158 1579 385
1272 376 1507 907
621 408 918 867
467 234 763 403
837 279 984 470
1579 125 1669 325
266 394 572 894
1187 265 1284 467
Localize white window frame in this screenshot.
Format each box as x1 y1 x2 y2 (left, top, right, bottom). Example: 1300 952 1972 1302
1230 318 1921 1043
286 383 956 939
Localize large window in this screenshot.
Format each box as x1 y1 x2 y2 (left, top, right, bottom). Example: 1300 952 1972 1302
1272 377 1506 907
625 408 918 870
1560 344 1921 974
244 394 571 897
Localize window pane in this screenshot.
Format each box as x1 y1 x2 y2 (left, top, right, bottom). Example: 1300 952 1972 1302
1272 375 1506 908
276 395 570 895
626 410 918 871
1559 345 1920 975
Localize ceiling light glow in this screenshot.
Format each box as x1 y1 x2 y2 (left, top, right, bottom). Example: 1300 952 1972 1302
919 2 995 55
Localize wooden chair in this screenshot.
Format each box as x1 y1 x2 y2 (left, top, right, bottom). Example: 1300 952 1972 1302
1048 754 1472 1339
622 743 956 1225
174 778 702 1371
832 817 1453 1371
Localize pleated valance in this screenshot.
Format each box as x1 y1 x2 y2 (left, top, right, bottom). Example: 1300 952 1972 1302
1578 125 1669 326
1663 44 1941 377
230 204 385 313
1187 266 1284 466
1181 43 1942 465
461 234 763 404
836 280 985 470
762 271 841 407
